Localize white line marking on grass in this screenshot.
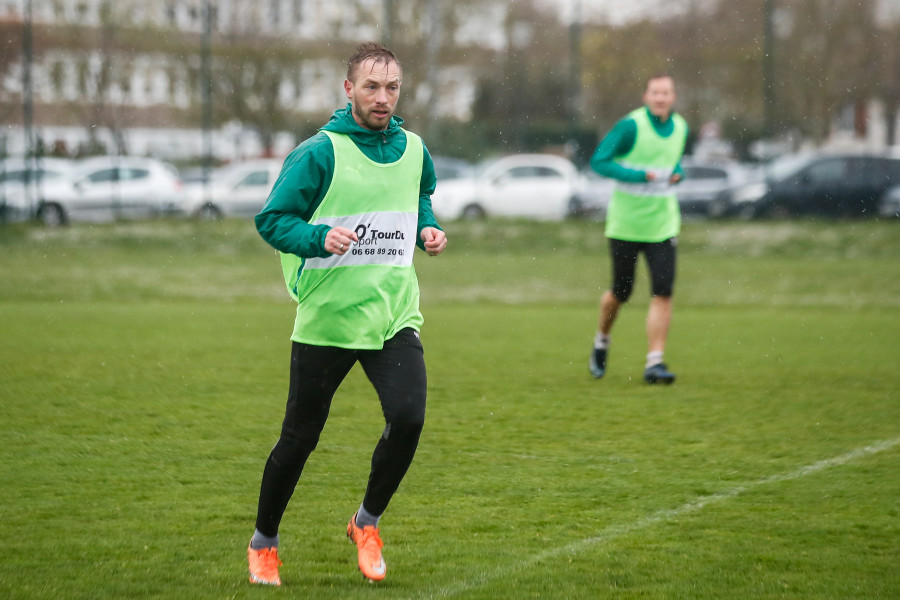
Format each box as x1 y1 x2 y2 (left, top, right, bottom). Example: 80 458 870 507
412 436 900 600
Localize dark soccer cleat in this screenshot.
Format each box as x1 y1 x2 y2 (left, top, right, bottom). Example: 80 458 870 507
643 363 675 385
589 347 607 379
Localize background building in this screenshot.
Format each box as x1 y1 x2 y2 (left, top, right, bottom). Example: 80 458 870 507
0 0 490 162
1 0 898 165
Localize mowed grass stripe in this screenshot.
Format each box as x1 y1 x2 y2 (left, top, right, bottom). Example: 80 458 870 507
412 436 900 600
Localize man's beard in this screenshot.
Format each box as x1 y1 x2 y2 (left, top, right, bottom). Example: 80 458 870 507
354 104 393 131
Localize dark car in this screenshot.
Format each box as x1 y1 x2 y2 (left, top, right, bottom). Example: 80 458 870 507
880 184 900 218
712 153 900 218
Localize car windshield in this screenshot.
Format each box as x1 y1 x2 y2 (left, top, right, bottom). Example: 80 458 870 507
237 170 270 187
766 154 813 182
0 162 71 183
471 158 499 177
216 164 262 185
432 158 472 180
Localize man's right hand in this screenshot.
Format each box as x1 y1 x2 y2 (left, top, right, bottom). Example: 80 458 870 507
325 226 359 255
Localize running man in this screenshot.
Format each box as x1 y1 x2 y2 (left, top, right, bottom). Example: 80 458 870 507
588 73 688 384
247 41 447 586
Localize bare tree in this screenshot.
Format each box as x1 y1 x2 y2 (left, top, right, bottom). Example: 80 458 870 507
0 20 23 131
576 0 890 155
772 0 880 143
874 11 900 147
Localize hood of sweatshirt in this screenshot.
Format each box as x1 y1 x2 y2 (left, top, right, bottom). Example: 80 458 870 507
320 104 407 159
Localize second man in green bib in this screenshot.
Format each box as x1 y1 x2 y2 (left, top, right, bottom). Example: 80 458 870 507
588 74 688 385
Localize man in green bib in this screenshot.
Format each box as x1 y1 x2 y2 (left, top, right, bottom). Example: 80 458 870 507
588 74 688 385
247 42 447 587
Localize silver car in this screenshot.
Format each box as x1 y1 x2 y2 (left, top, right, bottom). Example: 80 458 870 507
15 156 184 226
180 159 283 219
677 159 754 217
1 157 76 222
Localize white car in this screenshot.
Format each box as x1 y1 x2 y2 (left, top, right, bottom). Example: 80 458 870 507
1 157 76 222
11 156 184 226
431 154 582 221
180 159 283 219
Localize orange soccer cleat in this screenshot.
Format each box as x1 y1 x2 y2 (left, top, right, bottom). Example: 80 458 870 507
347 514 386 582
247 545 282 586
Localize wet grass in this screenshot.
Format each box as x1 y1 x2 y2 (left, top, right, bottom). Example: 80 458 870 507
0 217 898 599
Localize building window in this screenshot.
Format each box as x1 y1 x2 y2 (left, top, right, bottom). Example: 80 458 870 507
270 0 280 28
75 1 89 22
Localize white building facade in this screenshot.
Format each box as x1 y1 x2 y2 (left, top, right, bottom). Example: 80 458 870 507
0 0 490 161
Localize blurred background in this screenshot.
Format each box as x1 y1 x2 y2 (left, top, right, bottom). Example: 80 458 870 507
1 0 899 223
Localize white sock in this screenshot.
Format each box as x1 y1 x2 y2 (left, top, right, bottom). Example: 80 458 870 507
646 351 664 369
594 332 610 349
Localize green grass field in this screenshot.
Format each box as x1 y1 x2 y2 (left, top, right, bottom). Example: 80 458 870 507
1 218 898 599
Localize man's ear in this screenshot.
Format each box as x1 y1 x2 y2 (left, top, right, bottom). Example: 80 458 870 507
343 79 353 99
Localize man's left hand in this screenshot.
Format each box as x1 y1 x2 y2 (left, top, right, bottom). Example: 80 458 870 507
421 227 447 256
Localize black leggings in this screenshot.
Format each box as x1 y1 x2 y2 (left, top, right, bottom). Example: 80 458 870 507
609 237 677 302
255 328 427 537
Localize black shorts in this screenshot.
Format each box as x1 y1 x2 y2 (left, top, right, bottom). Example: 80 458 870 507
608 237 677 301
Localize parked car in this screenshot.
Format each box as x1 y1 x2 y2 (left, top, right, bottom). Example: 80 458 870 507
711 152 900 219
4 156 184 226
571 169 613 220
567 159 753 221
432 155 474 182
0 157 75 222
178 165 214 185
180 159 283 219
431 154 582 221
879 184 900 218
677 159 754 217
